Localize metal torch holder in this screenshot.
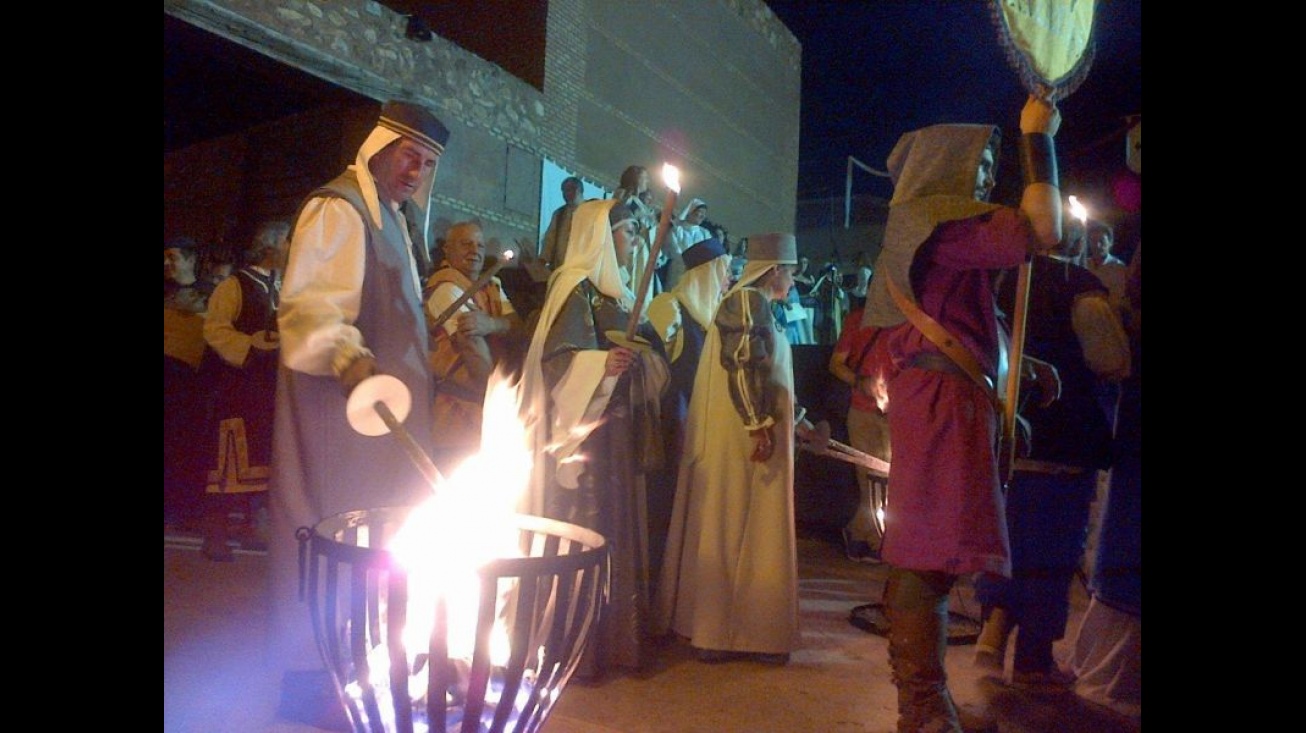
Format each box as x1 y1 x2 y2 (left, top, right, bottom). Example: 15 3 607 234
301 507 609 733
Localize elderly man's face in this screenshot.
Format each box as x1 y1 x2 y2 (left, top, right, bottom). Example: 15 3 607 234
444 225 486 279
371 138 441 205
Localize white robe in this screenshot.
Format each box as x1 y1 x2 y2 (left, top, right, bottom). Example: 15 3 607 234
654 285 800 654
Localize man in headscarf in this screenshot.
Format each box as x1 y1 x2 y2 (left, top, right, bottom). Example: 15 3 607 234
655 232 817 666
645 236 731 593
861 94 1063 733
518 198 669 679
265 99 449 728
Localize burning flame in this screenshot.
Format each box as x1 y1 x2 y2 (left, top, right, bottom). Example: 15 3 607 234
872 371 889 414
1067 195 1088 224
354 373 537 712
662 162 681 194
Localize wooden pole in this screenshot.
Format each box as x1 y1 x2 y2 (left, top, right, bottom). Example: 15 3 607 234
1001 259 1032 485
373 400 446 488
428 253 513 334
624 164 680 341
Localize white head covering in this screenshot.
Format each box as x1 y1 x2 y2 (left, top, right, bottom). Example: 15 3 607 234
516 199 639 516
350 112 445 233
672 243 731 329
678 197 707 221
352 126 403 231
524 199 634 374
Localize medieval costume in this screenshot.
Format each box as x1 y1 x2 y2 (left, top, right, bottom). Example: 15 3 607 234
973 252 1130 689
424 259 516 472
862 116 1057 731
518 198 669 678
1065 242 1142 717
200 261 282 559
645 236 731 594
266 102 449 688
655 233 801 662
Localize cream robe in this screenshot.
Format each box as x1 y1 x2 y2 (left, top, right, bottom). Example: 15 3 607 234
655 285 800 655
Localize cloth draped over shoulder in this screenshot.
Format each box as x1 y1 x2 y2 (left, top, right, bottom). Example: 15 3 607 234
516 197 669 676
864 124 1003 329
518 198 636 518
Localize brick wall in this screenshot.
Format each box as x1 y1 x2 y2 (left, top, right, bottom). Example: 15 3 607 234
165 0 800 260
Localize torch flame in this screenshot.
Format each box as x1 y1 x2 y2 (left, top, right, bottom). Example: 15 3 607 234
662 163 681 194
1067 195 1088 224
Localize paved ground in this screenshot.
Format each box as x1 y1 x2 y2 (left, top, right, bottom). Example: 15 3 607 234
164 522 1140 733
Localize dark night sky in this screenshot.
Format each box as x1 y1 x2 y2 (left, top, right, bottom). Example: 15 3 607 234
765 1 1141 220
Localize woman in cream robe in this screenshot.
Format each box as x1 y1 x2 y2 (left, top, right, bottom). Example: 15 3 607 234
655 233 804 662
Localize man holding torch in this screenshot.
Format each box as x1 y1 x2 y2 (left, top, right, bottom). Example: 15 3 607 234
518 198 670 678
265 100 449 727
424 220 523 473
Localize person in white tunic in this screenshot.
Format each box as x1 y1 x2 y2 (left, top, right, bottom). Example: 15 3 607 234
655 232 817 665
264 100 449 728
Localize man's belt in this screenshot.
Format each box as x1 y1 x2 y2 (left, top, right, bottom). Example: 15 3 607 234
906 351 981 382
1012 458 1085 476
886 276 997 401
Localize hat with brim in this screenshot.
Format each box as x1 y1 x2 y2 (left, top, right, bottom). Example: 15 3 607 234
379 100 450 154
745 232 797 265
682 236 727 271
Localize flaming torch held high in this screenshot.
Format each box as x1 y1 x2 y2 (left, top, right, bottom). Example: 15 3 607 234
625 163 680 340
1068 194 1088 224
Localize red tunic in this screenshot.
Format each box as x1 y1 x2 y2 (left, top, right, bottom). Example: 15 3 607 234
879 209 1030 576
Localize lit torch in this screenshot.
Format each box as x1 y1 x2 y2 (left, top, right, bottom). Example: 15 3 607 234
1068 194 1088 225
625 163 680 340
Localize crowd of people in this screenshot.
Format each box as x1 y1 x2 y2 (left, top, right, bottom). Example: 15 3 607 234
164 94 1140 732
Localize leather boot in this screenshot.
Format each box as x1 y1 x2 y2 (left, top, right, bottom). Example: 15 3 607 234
884 568 960 733
973 606 1010 674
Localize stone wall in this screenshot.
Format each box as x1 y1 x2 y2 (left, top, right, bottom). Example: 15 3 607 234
164 0 800 260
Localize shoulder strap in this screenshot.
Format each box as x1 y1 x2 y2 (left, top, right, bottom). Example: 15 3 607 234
886 275 995 399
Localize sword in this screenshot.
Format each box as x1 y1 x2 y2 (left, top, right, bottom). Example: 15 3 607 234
794 408 890 478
